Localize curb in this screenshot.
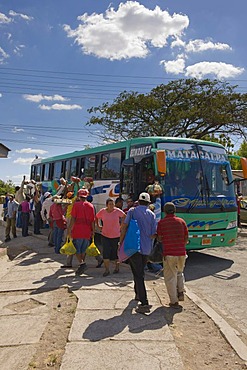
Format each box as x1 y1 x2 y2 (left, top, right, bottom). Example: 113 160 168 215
147 270 247 363
185 287 247 363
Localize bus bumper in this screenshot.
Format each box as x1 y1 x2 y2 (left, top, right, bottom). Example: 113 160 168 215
186 227 238 250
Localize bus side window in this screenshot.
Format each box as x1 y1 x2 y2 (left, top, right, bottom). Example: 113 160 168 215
65 160 70 180
84 156 95 178
31 165 36 180
44 163 50 181
101 151 122 179
70 158 79 177
54 161 62 180
36 165 41 182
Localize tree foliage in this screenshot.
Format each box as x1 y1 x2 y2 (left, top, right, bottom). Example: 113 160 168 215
202 133 234 154
87 78 247 142
231 141 247 170
0 179 15 196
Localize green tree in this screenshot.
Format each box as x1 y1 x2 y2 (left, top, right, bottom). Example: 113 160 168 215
87 78 247 142
231 141 247 170
0 179 15 196
202 133 234 154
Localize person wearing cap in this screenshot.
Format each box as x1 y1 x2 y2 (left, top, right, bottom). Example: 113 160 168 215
60 190 79 268
120 192 157 314
67 188 95 276
157 202 188 309
96 198 126 277
86 195 104 268
5 194 19 242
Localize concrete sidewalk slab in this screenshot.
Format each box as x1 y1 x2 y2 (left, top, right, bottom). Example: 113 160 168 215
73 289 160 310
70 307 172 342
63 274 135 291
0 276 63 292
0 268 56 282
0 292 51 316
0 223 185 370
60 341 184 370
0 314 48 346
0 346 37 370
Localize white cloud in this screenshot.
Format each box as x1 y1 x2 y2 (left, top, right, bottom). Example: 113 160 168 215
0 12 12 24
23 94 69 103
171 38 186 49
185 39 232 53
12 126 24 133
9 10 33 21
16 148 48 155
0 93 2 98
39 103 82 110
160 57 185 74
64 1 189 60
13 157 35 165
185 61 244 79
13 44 26 56
6 174 31 185
0 46 9 63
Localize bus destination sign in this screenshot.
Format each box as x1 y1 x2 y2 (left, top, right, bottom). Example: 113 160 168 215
130 145 152 158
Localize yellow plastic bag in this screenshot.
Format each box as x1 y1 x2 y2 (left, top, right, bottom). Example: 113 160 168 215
86 238 100 257
60 237 77 255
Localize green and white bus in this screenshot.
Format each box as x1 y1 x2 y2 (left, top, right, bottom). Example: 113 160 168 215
30 136 247 250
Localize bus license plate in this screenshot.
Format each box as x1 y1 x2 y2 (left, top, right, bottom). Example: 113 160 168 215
202 238 212 246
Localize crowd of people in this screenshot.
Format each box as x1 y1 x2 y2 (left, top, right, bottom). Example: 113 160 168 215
2 175 188 314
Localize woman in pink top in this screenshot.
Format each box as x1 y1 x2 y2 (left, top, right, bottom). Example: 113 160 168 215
21 195 31 237
96 198 126 277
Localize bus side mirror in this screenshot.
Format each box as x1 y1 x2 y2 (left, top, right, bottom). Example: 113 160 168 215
240 157 247 179
156 150 166 175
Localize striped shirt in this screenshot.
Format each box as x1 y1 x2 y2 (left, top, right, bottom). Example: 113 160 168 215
157 214 188 256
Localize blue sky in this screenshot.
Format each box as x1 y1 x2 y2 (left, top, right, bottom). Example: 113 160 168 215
0 0 246 185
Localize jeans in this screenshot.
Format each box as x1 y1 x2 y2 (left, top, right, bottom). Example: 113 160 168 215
21 213 29 237
53 221 64 254
129 252 148 305
16 211 22 228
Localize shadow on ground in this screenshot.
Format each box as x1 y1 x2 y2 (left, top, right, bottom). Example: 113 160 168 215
184 251 238 281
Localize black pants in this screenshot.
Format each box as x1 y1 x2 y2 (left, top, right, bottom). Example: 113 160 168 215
129 252 148 305
21 213 29 237
34 212 42 234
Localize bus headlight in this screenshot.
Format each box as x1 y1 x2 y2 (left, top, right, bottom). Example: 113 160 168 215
226 220 237 229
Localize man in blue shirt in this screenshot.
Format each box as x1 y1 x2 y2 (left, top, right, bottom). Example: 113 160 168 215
120 192 156 314
5 194 19 242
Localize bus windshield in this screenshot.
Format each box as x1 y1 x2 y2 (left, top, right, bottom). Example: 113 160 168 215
157 142 236 211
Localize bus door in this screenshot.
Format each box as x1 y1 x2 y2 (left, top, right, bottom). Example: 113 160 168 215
121 156 155 200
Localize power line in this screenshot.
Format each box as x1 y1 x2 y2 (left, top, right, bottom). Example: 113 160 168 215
0 72 158 88
1 66 247 83
0 123 92 132
0 66 171 81
1 137 99 148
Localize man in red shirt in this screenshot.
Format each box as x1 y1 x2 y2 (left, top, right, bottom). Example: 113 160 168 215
157 202 188 309
68 188 95 276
